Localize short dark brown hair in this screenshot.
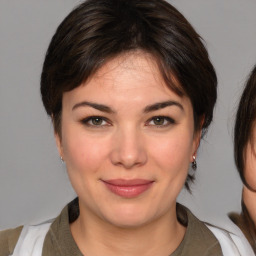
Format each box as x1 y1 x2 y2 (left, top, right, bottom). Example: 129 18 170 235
234 65 256 189
40 0 217 190
41 0 217 134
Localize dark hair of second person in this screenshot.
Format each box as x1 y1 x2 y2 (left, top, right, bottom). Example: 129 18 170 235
234 65 256 190
231 64 256 253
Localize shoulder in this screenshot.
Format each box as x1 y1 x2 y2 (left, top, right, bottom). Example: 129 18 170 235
178 204 254 256
229 209 256 253
176 204 223 255
0 226 23 256
206 222 255 256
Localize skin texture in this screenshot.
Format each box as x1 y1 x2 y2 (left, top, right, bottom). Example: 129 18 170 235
55 51 201 256
243 187 256 227
243 142 256 227
244 142 256 190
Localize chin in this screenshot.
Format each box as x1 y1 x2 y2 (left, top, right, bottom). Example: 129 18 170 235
106 216 151 229
102 205 154 229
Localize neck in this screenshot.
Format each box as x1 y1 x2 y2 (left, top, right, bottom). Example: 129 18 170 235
70 203 186 256
243 186 256 228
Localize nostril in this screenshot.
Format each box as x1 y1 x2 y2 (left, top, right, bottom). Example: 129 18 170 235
110 148 147 169
109 130 147 169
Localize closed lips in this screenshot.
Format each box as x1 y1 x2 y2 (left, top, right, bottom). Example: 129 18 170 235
102 179 154 198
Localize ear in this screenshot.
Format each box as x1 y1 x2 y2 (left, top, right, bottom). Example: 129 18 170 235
191 116 204 162
54 131 64 159
51 114 64 159
191 130 201 161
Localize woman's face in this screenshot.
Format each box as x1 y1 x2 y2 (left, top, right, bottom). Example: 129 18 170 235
56 52 200 228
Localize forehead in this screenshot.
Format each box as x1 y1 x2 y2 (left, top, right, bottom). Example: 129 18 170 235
93 52 165 89
62 51 191 109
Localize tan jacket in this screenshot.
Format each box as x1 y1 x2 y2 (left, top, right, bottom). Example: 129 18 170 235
0 199 223 256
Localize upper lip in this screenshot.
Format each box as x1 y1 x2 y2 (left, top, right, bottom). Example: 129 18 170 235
102 179 154 186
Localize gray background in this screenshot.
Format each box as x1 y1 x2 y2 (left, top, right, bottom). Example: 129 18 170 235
1 0 256 230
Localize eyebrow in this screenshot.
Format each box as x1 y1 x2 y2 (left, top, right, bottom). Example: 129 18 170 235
143 100 184 113
72 100 183 114
72 101 115 114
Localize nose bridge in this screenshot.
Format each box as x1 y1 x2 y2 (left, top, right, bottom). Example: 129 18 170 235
110 124 147 169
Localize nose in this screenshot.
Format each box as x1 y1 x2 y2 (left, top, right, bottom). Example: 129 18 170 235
110 127 147 169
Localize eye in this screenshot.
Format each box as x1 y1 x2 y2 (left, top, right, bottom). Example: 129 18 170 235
81 116 110 127
146 116 175 127
90 117 104 126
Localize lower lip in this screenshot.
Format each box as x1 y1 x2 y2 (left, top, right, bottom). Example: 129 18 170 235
103 181 154 198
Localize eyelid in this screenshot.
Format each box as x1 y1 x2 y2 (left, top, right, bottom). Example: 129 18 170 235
146 116 176 126
80 115 175 128
80 116 112 127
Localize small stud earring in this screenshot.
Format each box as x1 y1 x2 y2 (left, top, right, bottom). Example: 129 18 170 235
192 155 197 170
60 156 64 163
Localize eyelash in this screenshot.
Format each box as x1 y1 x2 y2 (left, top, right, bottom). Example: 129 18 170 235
80 116 175 128
146 116 175 127
81 116 111 127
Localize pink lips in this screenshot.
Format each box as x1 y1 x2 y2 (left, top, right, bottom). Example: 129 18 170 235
102 179 154 198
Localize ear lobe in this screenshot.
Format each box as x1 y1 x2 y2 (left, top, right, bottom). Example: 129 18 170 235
54 132 63 159
51 114 64 158
195 129 202 149
193 116 204 149
191 128 202 162
191 140 199 162
191 116 204 162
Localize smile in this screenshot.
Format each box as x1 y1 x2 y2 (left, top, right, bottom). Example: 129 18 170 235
102 179 154 198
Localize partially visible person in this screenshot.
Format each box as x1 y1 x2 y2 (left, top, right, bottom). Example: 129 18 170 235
230 65 256 253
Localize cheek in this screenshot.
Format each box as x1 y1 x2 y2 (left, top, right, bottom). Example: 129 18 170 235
61 130 110 174
245 153 256 189
148 130 193 184
148 132 193 202
244 144 256 188
148 131 194 173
